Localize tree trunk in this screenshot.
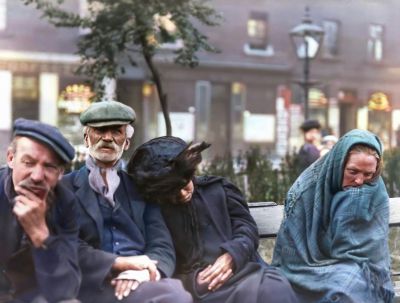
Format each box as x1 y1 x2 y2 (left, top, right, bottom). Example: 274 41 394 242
102 77 116 101
142 50 172 136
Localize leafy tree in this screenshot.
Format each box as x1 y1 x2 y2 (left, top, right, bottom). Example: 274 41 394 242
23 0 221 135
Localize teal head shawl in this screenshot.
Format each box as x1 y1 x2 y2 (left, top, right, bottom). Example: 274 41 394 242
272 129 394 303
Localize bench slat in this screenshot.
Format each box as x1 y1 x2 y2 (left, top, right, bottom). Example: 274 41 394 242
249 197 400 238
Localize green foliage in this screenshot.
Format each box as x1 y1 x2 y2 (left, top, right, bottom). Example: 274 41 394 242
201 153 240 185
382 148 400 197
202 148 301 204
23 0 221 99
202 147 400 204
244 148 278 202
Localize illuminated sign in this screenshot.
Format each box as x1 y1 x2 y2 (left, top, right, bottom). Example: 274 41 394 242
368 92 390 111
58 84 94 114
309 88 327 107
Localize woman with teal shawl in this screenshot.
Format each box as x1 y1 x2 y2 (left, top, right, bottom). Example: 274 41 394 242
272 129 394 303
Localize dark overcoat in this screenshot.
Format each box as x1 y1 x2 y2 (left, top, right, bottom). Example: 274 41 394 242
62 166 176 302
0 167 80 302
161 176 297 303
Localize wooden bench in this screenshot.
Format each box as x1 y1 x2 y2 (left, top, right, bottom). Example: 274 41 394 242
248 197 400 301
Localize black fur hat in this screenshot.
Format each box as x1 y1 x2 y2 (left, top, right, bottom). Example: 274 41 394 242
127 136 210 204
300 119 321 132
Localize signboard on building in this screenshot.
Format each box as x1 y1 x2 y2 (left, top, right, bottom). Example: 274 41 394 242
157 112 195 141
275 97 289 157
243 113 275 142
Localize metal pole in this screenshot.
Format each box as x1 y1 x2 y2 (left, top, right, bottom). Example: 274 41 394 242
304 38 310 120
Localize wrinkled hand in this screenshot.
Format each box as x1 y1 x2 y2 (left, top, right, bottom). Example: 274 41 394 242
197 253 234 292
13 185 49 247
111 269 162 300
111 278 140 301
112 255 158 281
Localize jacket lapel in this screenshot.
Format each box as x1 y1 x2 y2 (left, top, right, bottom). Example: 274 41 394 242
118 173 145 234
73 167 103 236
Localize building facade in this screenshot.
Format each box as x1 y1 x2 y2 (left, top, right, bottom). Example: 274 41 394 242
1 0 400 163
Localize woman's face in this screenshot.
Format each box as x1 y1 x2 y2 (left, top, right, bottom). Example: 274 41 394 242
342 152 378 188
177 180 194 203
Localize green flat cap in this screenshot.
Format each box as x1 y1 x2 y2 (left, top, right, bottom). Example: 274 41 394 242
80 100 136 127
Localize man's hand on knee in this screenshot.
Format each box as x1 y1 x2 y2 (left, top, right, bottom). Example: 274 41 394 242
112 255 158 281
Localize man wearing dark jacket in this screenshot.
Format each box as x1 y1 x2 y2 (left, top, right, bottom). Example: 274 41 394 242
0 118 80 302
297 119 321 172
62 101 192 303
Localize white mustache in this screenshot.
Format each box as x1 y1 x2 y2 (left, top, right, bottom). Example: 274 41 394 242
96 141 118 150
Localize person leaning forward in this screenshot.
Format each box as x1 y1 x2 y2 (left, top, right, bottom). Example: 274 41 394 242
0 118 80 303
128 136 298 303
61 101 192 303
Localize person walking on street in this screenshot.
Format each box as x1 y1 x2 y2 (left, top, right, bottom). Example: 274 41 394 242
297 119 321 172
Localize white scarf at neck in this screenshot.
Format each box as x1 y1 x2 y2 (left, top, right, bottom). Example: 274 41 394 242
86 156 121 208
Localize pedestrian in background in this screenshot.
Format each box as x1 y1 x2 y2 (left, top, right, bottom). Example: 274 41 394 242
297 119 322 172
319 134 338 157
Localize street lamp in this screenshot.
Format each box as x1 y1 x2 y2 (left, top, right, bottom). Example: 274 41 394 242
290 7 324 120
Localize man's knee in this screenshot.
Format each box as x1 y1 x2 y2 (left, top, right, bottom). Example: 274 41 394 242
129 278 192 303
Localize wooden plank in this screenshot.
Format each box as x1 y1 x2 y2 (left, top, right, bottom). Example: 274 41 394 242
248 202 277 208
249 204 283 237
390 197 400 226
249 197 400 237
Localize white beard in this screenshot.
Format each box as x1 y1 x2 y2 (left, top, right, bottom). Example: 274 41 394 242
87 138 126 165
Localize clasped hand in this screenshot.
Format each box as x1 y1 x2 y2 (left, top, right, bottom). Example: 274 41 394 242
196 252 234 292
112 255 160 300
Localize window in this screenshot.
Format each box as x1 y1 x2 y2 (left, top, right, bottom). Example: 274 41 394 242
367 24 384 62
231 82 246 147
195 81 211 141
322 20 339 58
0 0 6 31
244 11 274 56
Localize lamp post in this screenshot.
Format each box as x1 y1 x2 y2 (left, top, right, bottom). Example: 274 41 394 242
290 7 324 120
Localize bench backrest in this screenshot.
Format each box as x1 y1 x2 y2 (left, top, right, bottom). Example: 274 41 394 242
249 197 400 238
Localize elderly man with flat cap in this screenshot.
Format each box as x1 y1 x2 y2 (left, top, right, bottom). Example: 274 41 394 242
62 101 192 303
1 118 80 302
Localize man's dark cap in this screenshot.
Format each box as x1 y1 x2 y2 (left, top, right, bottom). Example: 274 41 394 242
300 119 321 132
80 100 136 127
127 136 210 204
13 118 75 163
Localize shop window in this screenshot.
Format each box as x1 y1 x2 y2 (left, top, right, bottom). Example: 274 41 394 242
195 81 211 141
368 92 391 148
0 0 6 31
231 82 246 150
58 84 94 145
244 11 274 56
367 24 384 62
322 20 339 58
12 75 39 120
309 88 328 127
368 92 390 111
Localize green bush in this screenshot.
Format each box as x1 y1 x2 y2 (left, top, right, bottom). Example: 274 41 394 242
202 147 400 204
382 148 400 197
201 147 301 204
